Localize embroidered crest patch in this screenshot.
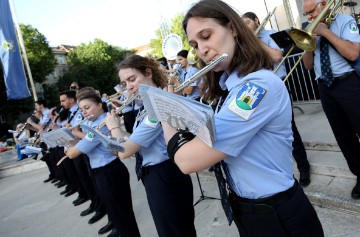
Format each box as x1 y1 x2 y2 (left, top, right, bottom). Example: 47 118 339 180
144 116 158 128
350 22 358 33
228 81 267 120
85 132 95 141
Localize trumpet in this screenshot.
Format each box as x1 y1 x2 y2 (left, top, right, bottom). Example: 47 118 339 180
106 92 121 103
273 0 343 82
96 92 141 130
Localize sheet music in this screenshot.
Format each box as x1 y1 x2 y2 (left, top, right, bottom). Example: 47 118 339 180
80 124 125 153
40 127 76 148
139 85 215 147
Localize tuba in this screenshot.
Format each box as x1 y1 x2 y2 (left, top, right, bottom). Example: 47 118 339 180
162 33 183 60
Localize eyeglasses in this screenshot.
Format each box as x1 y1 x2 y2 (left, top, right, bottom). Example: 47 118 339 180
303 2 321 16
70 86 76 90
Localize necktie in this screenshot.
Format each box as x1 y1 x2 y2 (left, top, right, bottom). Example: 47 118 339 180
209 88 233 225
209 163 233 225
135 152 143 181
320 37 335 87
134 106 144 180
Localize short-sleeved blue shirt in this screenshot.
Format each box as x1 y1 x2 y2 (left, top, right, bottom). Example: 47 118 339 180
180 65 201 99
214 69 294 199
76 113 117 169
130 115 168 167
313 14 360 79
258 29 286 79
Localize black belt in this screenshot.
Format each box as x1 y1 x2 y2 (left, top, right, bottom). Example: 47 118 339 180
321 71 355 82
230 181 299 214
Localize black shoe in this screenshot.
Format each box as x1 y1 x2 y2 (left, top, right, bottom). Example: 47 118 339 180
107 228 120 237
80 206 95 217
73 197 89 206
351 177 360 199
56 181 67 188
53 180 61 186
43 176 54 183
64 189 77 197
88 212 106 224
60 187 71 195
98 221 113 235
299 171 311 187
51 178 59 184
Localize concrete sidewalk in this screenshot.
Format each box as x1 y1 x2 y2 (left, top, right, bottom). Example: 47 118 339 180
0 102 360 236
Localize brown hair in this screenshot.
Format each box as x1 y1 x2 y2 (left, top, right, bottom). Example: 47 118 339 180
118 55 167 89
183 0 273 100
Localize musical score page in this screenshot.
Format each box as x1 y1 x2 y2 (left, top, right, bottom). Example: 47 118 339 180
40 127 76 148
139 85 215 147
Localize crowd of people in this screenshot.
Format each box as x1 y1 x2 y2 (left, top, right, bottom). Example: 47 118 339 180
9 0 360 236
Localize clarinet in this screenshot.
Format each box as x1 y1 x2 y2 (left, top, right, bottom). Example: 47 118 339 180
16 112 36 138
67 107 80 124
46 107 65 132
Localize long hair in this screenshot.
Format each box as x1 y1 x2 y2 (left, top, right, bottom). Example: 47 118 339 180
118 55 167 89
183 0 273 100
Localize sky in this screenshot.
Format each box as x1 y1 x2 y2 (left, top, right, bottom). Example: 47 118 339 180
11 0 274 49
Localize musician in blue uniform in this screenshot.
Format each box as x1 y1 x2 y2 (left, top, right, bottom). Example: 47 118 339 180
302 0 360 199
66 89 140 237
242 11 311 186
177 49 202 100
162 0 324 236
104 55 196 237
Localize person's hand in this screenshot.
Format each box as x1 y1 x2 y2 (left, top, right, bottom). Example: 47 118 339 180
62 122 71 128
313 22 329 36
26 118 33 125
104 109 122 130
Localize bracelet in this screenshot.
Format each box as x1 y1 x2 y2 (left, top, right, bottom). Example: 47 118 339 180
167 129 195 163
109 126 120 132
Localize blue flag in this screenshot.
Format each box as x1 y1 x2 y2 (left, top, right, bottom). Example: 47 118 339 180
0 0 30 100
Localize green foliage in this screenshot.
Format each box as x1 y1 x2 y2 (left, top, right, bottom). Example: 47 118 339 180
20 24 57 84
148 13 191 59
58 39 135 94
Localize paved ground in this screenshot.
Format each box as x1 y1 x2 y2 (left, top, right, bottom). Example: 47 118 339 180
1 102 360 236
0 158 360 237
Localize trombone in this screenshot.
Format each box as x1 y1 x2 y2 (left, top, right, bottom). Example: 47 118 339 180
273 0 344 82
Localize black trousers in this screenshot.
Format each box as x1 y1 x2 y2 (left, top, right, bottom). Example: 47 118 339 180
318 72 360 176
92 159 140 237
72 155 95 200
230 183 324 237
286 85 310 173
141 160 196 237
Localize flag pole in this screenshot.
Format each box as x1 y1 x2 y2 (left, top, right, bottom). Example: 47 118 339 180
8 0 37 101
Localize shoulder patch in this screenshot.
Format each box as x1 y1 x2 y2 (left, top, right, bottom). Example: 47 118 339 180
350 22 358 33
85 132 95 141
228 81 267 120
144 116 158 128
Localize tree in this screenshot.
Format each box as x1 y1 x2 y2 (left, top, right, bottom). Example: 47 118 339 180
58 39 135 94
149 13 190 59
20 24 57 83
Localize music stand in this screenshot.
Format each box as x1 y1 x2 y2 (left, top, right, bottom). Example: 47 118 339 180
193 172 220 206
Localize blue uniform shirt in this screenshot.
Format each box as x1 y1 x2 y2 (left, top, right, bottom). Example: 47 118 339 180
180 65 201 100
76 113 117 169
40 108 50 125
69 104 83 127
130 115 168 167
259 29 286 79
214 69 294 199
313 14 360 79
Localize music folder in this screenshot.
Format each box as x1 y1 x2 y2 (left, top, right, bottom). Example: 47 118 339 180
270 30 295 49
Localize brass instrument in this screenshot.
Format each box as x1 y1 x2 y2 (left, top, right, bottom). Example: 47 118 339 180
187 47 199 65
106 92 121 103
96 92 140 130
255 7 277 35
274 0 343 82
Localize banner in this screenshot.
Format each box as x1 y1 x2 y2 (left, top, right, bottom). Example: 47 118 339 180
0 0 30 100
